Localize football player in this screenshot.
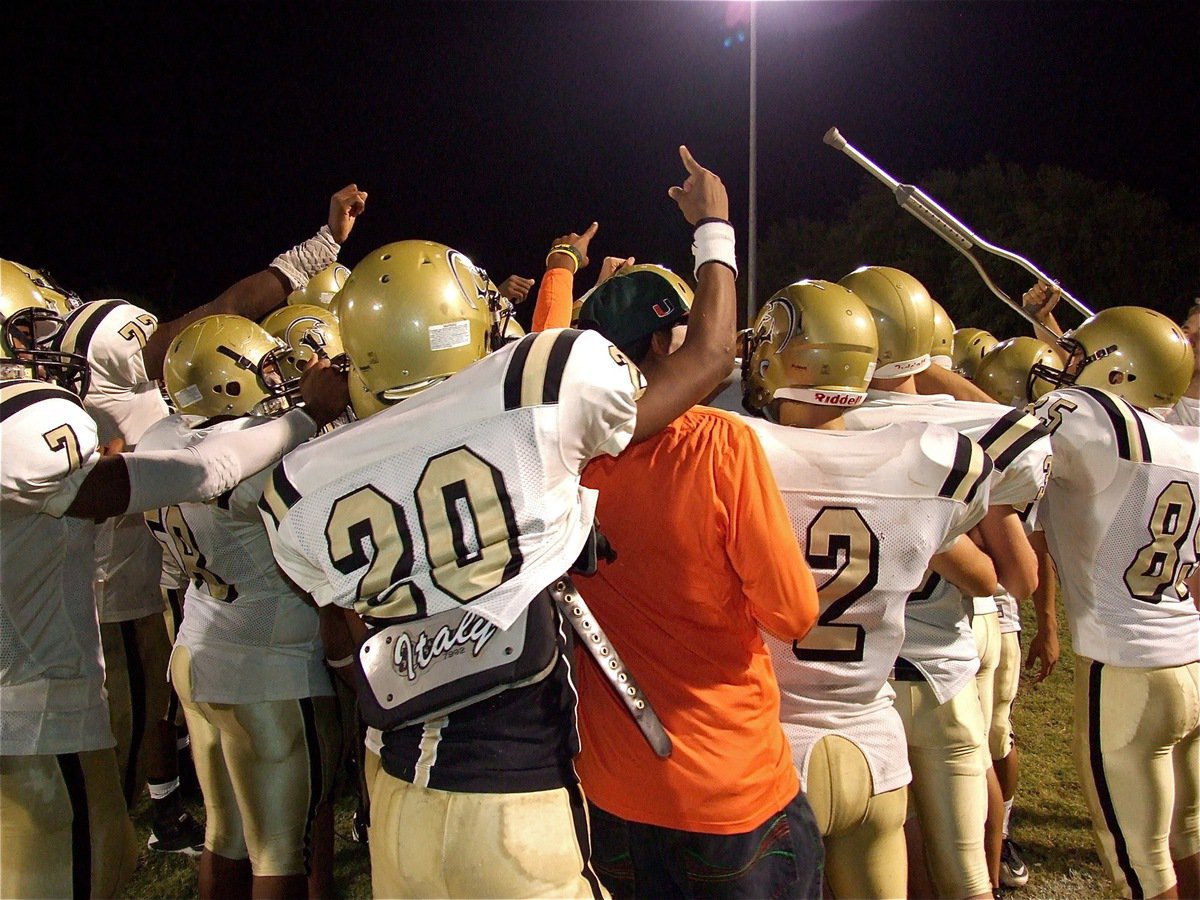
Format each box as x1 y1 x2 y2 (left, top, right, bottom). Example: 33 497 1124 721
839 265 1049 900
973 335 1065 889
571 262 822 897
0 272 348 898
139 315 343 900
1029 306 1199 900
1172 299 1200 426
13 182 367 856
258 145 738 899
742 279 996 899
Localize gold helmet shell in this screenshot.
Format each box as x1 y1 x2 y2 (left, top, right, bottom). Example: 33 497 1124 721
743 279 878 415
930 299 956 369
951 327 999 380
286 262 351 314
975 336 1062 407
260 304 344 381
346 361 390 420
163 314 290 417
337 241 501 412
837 266 934 378
1040 306 1194 410
6 259 80 315
0 259 89 394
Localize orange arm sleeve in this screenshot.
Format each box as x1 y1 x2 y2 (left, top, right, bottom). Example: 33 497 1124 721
531 267 575 332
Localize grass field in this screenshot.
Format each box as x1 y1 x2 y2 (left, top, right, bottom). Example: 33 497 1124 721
123 600 1113 898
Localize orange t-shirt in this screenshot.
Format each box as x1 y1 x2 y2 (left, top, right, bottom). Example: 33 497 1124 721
575 407 818 833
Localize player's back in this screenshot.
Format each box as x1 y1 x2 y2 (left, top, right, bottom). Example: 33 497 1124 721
748 417 991 792
138 414 328 704
749 418 991 717
261 328 640 629
1034 386 1200 667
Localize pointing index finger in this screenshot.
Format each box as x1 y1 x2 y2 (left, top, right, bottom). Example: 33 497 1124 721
678 145 701 174
582 221 599 240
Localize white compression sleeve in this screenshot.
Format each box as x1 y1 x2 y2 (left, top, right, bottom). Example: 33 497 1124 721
123 408 318 514
269 226 342 292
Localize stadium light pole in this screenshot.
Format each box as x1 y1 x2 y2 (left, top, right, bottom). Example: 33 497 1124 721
747 0 758 329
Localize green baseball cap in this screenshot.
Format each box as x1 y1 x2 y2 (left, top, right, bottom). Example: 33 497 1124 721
576 265 694 358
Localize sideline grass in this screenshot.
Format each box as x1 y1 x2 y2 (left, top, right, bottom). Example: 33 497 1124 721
122 599 1113 898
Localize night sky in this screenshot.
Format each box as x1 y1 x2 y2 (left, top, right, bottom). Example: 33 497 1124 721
6 1 1197 321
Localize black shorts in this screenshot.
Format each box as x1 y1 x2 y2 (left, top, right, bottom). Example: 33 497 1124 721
588 790 824 899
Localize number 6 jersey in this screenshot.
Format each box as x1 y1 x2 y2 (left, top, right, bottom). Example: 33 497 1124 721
1033 386 1200 667
260 329 643 629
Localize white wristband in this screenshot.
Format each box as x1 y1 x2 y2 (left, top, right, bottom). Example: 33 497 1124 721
692 220 738 280
326 654 356 669
270 225 342 292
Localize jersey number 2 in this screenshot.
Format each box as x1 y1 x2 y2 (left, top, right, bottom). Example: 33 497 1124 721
793 506 879 663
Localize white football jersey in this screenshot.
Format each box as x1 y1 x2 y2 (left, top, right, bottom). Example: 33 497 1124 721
0 379 112 755
1033 387 1200 667
1166 395 1199 428
261 329 642 629
137 414 333 705
749 418 991 794
844 389 1053 702
58 299 172 622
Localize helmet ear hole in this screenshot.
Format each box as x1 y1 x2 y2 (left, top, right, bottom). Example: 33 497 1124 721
226 382 241 396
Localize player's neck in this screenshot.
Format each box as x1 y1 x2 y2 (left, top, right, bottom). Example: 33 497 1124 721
870 375 918 394
1186 373 1200 400
777 401 846 430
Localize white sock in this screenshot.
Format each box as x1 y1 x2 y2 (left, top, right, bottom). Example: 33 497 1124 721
1003 797 1014 836
148 777 180 802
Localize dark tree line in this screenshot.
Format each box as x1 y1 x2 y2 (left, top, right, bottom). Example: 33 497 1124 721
755 159 1200 338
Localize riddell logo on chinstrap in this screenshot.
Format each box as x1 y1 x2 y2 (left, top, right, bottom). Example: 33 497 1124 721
815 392 860 406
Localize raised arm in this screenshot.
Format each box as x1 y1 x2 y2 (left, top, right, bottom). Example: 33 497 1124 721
630 146 737 443
142 184 368 379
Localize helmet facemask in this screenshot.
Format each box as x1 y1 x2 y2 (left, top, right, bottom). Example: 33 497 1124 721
1 307 91 397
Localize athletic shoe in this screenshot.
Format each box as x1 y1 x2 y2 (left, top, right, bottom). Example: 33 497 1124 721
149 811 205 857
350 805 369 845
1000 837 1030 888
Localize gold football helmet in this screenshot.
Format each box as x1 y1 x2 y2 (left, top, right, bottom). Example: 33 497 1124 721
7 259 81 315
1033 306 1194 410
0 259 90 395
337 241 502 412
163 315 292 417
286 262 351 314
930 299 956 369
837 266 934 378
951 327 999 380
743 280 878 415
975 336 1062 407
260 304 345 381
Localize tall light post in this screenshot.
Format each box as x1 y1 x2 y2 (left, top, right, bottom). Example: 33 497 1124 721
747 1 758 328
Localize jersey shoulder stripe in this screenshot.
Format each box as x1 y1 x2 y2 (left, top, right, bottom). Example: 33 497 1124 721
977 408 1051 471
502 329 583 410
0 379 85 421
56 299 129 356
259 460 301 527
940 433 993 503
1074 386 1151 463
